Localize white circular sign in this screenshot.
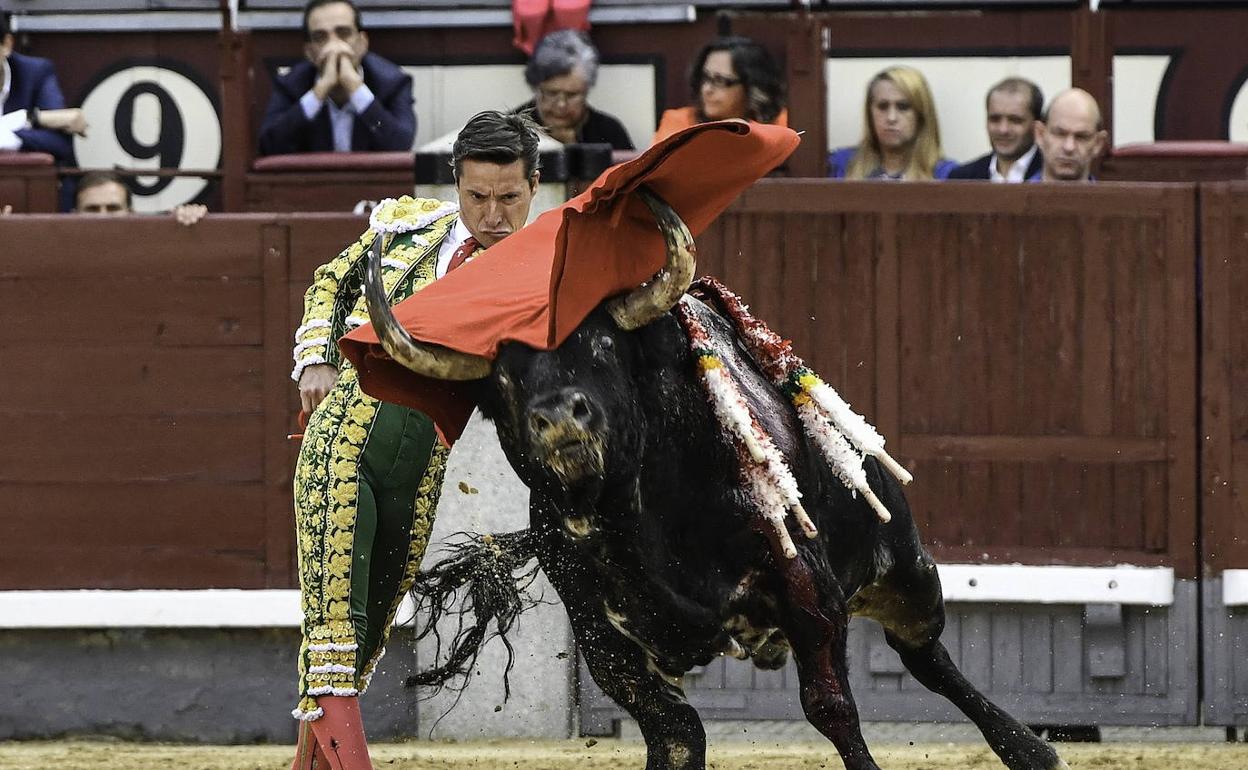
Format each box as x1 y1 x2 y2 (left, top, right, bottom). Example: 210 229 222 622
74 64 221 214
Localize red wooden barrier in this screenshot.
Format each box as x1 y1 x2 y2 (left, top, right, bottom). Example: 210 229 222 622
701 180 1200 577
245 152 414 213
0 152 59 213
1100 143 1248 183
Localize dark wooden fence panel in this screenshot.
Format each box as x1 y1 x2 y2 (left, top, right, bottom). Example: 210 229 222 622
0 185 1206 586
704 181 1199 576
1201 183 1248 575
0 214 366 590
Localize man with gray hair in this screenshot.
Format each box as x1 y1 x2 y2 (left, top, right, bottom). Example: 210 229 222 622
287 109 540 769
949 77 1045 182
516 29 633 149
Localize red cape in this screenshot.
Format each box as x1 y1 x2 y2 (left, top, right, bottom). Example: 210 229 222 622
340 120 800 444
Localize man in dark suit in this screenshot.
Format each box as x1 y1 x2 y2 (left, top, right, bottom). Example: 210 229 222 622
258 0 415 156
0 11 73 163
948 77 1043 183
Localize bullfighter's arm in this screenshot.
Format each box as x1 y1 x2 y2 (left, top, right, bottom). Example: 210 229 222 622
291 228 379 383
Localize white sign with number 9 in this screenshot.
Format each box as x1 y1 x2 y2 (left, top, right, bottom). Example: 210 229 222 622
74 64 221 214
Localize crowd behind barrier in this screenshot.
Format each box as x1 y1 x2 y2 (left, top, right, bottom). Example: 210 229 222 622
5 2 1248 216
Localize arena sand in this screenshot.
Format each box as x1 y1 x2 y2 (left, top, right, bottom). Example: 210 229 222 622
2 740 1246 769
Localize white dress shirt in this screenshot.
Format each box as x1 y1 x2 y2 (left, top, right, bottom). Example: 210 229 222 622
989 144 1039 184
435 218 475 279
298 83 376 152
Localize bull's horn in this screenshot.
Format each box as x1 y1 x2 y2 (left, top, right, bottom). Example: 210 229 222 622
365 234 492 380
607 187 697 331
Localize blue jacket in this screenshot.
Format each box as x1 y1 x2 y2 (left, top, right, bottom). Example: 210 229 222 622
258 52 415 156
2 52 73 163
827 146 957 180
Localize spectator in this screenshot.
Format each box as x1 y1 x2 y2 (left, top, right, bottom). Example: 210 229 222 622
829 66 955 181
75 170 207 226
948 77 1044 182
258 0 414 156
652 36 787 144
0 11 73 164
516 30 633 150
1029 88 1106 183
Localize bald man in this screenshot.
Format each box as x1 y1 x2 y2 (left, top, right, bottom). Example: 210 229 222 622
1030 88 1107 182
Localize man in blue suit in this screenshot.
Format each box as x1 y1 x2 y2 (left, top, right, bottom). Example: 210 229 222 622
258 0 415 156
0 11 73 164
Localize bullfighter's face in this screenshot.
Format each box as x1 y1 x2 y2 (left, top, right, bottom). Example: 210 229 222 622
456 158 539 249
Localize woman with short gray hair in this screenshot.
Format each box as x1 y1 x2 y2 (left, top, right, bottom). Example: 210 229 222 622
516 30 634 150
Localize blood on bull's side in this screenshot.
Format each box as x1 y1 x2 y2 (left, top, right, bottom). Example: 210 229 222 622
364 188 1069 770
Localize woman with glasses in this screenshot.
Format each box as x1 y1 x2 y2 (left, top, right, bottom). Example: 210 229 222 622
516 29 634 150
653 36 787 144
829 65 956 181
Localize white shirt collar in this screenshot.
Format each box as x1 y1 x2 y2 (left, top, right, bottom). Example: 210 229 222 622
0 58 12 109
989 144 1038 184
435 217 476 279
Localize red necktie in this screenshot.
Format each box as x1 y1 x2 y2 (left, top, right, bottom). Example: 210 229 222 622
446 236 480 273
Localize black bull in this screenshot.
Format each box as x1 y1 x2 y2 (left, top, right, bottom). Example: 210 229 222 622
363 194 1068 770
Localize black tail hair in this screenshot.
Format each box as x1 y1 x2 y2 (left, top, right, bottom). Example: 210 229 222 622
404 529 544 700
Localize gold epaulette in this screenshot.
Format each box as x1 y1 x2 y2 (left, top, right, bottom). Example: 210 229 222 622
368 196 459 235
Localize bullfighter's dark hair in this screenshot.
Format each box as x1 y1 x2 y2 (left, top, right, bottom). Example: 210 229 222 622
452 110 542 180
986 76 1044 122
689 36 786 125
301 0 362 40
77 170 133 211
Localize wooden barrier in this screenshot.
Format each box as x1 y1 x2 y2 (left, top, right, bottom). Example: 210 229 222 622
0 153 59 213
0 182 1213 590
700 180 1200 577
1199 182 1248 726
0 213 367 590
1100 142 1248 183
245 152 414 213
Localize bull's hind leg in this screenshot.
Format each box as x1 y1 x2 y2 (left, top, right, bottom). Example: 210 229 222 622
776 560 882 770
858 551 1068 770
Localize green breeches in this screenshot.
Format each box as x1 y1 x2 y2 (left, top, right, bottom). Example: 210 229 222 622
291 367 448 720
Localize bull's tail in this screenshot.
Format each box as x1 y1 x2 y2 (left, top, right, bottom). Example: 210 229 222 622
404 528 544 700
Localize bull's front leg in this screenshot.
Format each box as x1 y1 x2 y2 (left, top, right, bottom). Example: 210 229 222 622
537 517 707 770
776 555 882 770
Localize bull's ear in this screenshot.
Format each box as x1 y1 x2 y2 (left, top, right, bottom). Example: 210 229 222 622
606 187 695 331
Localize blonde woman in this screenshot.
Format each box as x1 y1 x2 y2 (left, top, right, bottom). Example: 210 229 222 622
829 65 956 180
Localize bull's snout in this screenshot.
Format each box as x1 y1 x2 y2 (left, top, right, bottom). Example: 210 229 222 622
526 388 605 487
528 388 597 436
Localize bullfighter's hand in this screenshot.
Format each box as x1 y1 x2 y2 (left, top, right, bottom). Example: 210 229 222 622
299 364 339 413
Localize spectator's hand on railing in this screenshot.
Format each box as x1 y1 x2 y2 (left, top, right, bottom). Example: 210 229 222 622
299 364 339 413
37 108 88 137
172 203 207 227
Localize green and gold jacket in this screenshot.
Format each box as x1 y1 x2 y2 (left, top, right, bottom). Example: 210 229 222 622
291 196 460 382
